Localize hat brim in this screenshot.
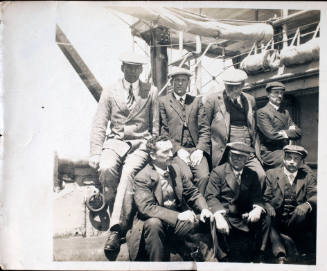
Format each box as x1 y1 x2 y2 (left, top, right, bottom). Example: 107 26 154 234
284 150 307 158
224 81 245 85
230 149 251 156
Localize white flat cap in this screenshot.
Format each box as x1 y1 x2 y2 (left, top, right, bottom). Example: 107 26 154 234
168 67 192 78
221 69 248 85
119 51 148 65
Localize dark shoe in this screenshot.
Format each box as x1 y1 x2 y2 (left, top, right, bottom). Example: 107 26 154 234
190 248 204 262
256 252 265 263
277 256 287 264
104 231 121 261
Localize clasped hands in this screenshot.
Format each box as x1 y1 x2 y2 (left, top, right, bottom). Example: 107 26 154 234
178 148 203 167
177 209 213 223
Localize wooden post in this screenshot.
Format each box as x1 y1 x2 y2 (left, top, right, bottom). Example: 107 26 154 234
179 31 184 57
194 35 202 95
282 9 288 48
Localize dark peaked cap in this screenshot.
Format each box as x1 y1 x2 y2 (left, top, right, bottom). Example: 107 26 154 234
283 145 308 159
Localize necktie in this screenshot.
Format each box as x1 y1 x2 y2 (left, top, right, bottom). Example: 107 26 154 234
235 172 241 185
289 174 295 185
127 84 135 110
179 97 185 108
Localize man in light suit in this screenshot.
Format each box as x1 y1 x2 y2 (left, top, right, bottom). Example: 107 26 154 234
264 145 316 264
159 67 211 195
127 135 213 261
89 52 159 259
204 69 265 186
256 82 302 169
205 142 270 262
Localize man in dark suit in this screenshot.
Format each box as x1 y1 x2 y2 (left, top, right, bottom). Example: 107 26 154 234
205 142 270 262
204 69 265 187
127 135 213 261
256 81 302 169
264 145 316 264
159 67 211 195
89 52 159 258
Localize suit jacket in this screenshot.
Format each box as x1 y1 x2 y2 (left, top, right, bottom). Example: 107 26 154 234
90 79 159 156
127 162 208 260
263 166 317 212
256 103 302 166
159 92 210 155
204 90 260 168
205 162 263 231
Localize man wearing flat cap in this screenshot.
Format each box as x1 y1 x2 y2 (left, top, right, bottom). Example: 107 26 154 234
204 68 265 187
89 52 159 259
256 81 302 169
159 67 211 195
205 142 270 262
263 145 316 264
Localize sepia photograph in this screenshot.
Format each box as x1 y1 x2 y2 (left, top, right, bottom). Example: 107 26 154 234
1 1 326 270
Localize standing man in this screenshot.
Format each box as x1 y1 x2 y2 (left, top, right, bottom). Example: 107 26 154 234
264 145 316 264
159 67 211 195
204 69 265 186
205 142 270 262
89 52 159 259
127 135 213 261
256 82 302 169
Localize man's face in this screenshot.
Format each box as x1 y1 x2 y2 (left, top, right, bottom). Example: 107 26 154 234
283 152 303 173
225 83 244 101
268 88 284 107
228 151 249 171
151 140 174 168
121 63 143 83
172 74 189 96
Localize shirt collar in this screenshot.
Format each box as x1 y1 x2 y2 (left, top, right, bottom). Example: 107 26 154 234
269 101 279 111
173 92 187 102
283 167 298 183
153 164 169 177
123 78 140 90
232 168 243 177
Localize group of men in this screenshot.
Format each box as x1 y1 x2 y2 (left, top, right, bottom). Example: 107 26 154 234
88 52 317 263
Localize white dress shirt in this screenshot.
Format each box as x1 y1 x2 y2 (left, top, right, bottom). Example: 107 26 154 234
122 78 140 100
283 167 298 186
173 92 187 106
269 101 279 111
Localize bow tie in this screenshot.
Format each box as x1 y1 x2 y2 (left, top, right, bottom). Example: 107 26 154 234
163 171 170 178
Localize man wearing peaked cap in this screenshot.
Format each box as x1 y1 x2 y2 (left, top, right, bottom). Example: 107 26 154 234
89 51 158 259
263 144 316 263
204 68 266 188
205 141 271 262
256 81 302 169
159 66 211 195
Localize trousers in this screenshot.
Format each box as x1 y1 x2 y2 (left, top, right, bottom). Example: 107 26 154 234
99 148 148 233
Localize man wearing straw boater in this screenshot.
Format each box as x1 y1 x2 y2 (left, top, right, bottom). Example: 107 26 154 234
204 68 265 187
159 67 211 195
89 52 159 259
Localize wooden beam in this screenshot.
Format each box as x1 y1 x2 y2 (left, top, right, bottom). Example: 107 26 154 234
56 25 103 102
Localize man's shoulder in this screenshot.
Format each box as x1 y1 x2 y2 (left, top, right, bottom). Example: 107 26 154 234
205 90 223 101
135 163 154 181
266 166 284 179
158 92 171 104
257 103 271 114
211 162 228 176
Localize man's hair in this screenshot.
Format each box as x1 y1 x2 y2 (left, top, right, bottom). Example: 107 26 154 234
146 135 170 154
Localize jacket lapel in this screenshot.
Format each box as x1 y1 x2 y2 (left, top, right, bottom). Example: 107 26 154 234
169 165 183 203
218 91 230 137
224 163 240 198
112 80 129 112
150 169 163 205
277 167 287 197
267 103 288 126
295 170 306 197
169 92 185 122
126 81 151 121
241 94 254 136
185 94 195 125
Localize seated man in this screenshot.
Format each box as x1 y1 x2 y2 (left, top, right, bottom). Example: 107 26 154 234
127 135 213 261
205 142 270 262
159 67 211 195
256 82 302 169
264 145 317 264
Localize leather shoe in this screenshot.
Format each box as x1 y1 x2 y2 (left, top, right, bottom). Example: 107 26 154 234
104 231 121 260
277 256 287 264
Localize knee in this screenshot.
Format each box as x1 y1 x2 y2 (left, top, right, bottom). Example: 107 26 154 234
144 218 163 234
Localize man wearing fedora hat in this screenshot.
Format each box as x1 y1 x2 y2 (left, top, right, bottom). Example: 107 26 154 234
256 81 302 169
205 142 270 262
204 69 265 187
159 67 211 195
263 145 316 264
89 52 159 259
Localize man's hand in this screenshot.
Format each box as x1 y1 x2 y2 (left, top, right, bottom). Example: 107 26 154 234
214 212 229 235
190 149 203 167
177 148 191 165
265 203 276 217
89 155 100 170
200 208 213 223
247 207 263 223
278 130 288 139
178 210 197 223
289 125 296 130
293 202 310 217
